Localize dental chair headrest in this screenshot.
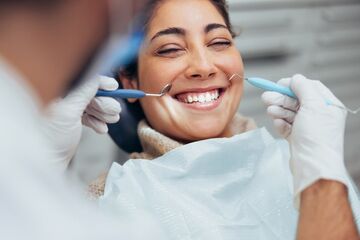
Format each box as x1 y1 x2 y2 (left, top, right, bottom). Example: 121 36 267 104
108 99 144 153
107 74 144 153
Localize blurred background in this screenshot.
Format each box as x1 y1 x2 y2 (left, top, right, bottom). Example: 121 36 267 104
69 0 360 188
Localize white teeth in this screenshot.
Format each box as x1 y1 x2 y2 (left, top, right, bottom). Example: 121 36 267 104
178 89 221 104
205 93 212 102
187 95 193 103
198 95 205 103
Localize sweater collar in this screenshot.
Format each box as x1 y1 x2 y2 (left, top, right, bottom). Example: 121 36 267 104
132 114 256 160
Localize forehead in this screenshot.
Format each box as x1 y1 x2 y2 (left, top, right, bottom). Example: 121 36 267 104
147 0 226 36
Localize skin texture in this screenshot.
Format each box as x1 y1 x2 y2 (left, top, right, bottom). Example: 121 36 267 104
121 0 244 142
297 180 359 240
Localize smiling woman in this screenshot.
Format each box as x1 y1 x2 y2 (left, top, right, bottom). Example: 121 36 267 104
120 0 253 142
89 0 256 197
81 1 360 239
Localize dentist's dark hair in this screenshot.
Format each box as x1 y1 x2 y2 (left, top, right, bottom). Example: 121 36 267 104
110 0 235 153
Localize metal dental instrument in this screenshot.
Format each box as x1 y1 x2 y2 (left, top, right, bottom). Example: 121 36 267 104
229 74 360 114
96 83 172 98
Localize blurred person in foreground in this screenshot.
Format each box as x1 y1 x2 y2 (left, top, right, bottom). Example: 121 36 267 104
0 0 168 239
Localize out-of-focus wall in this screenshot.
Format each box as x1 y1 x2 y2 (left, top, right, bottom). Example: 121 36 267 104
70 0 360 187
229 0 360 184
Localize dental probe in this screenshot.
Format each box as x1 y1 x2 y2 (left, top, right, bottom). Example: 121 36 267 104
229 74 359 114
96 83 172 98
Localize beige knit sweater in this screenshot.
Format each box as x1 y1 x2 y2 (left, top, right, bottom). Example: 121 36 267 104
88 114 256 198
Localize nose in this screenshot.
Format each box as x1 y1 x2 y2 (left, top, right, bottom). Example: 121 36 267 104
185 49 217 80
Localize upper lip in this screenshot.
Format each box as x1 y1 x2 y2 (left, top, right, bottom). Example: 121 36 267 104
172 85 227 97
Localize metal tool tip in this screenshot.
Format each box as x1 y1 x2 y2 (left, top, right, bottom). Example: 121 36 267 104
160 84 172 96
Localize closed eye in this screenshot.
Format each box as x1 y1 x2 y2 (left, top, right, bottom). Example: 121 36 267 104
209 40 232 50
156 47 186 58
157 48 181 55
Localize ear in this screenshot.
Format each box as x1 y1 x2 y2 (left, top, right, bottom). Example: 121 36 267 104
119 73 139 103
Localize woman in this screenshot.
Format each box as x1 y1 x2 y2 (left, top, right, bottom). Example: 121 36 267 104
89 0 256 197
89 1 360 238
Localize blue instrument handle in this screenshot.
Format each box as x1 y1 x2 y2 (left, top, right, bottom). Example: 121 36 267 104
96 89 146 99
246 77 333 105
246 77 297 98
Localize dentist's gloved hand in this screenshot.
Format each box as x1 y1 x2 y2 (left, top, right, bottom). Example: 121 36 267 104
261 74 348 206
43 76 121 170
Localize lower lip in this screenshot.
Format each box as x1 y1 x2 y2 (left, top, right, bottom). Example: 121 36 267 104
174 89 226 111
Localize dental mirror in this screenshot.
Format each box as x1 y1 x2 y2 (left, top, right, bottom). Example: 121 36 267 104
96 83 172 99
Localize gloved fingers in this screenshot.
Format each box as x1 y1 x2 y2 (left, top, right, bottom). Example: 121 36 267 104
82 113 109 134
314 80 345 108
267 105 296 123
59 77 101 118
89 97 121 115
273 118 292 138
67 75 118 108
261 91 299 111
276 77 292 87
86 97 121 123
65 77 100 105
85 106 120 123
289 74 324 103
99 76 119 91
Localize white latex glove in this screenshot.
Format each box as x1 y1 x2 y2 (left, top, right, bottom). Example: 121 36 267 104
43 76 121 170
261 74 348 206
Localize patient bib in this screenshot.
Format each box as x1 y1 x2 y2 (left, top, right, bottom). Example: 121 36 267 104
99 128 360 240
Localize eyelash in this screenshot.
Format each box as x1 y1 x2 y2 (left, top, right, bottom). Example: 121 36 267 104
155 40 232 56
156 48 182 55
209 40 232 49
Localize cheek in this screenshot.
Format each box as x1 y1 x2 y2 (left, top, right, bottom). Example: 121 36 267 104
138 56 184 93
137 56 182 134
138 64 163 92
139 96 177 139
217 51 244 118
216 50 244 75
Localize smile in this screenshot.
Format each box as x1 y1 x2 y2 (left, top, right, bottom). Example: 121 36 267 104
173 87 226 111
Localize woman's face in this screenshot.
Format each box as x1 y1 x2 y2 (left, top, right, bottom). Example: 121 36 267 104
125 0 244 142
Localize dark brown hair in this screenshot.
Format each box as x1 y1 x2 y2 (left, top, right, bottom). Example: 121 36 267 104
120 0 234 81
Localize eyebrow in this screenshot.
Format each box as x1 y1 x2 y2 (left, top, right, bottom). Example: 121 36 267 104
150 27 185 41
205 23 228 33
150 23 229 42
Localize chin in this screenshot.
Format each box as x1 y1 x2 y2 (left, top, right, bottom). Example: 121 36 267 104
181 119 228 141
